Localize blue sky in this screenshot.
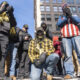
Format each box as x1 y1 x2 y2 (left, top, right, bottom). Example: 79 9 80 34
0 0 34 38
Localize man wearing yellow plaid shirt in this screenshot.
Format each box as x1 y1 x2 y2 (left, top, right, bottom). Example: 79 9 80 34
28 27 59 80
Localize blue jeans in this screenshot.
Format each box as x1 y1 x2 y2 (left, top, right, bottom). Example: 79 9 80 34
62 36 80 77
10 47 18 76
30 53 59 80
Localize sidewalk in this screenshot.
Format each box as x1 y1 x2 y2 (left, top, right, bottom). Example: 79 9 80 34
16 77 80 80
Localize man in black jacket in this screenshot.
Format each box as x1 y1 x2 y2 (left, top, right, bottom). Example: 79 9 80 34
8 26 29 80
9 27 23 80
41 22 53 40
18 24 32 79
0 1 16 78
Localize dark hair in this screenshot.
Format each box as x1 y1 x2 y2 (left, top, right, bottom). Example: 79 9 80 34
41 22 47 27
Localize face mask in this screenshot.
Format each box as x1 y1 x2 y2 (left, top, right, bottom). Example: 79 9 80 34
38 35 43 39
37 31 44 40
43 26 47 31
42 24 47 30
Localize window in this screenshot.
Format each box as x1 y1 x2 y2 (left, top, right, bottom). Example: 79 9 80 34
47 24 52 28
46 14 51 21
73 14 78 17
40 0 44 2
59 7 62 12
47 24 52 31
70 7 73 13
71 0 74 4
70 7 76 13
53 7 58 12
66 0 74 4
57 0 62 3
72 7 76 13
41 14 45 21
53 0 57 3
76 0 80 4
40 6 45 11
78 7 80 13
46 6 50 11
54 14 59 22
46 0 49 3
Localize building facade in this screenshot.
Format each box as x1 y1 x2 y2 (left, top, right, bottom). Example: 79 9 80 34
34 0 80 35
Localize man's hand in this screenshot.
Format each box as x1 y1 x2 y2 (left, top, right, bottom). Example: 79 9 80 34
33 53 47 68
24 36 29 40
39 52 47 62
33 59 41 68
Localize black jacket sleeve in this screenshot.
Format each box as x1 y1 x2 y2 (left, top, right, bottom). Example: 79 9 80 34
46 28 53 40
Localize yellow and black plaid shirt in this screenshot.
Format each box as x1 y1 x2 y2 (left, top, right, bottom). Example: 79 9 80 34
0 12 9 22
28 38 55 63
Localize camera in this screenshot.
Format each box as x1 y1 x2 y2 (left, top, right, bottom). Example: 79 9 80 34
0 1 14 14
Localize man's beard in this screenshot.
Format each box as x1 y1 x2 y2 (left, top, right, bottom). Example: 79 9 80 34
37 35 44 41
43 27 47 31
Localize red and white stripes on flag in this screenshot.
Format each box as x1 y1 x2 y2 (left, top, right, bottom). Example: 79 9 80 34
61 24 80 37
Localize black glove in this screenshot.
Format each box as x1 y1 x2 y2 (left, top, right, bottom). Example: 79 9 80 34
34 59 41 68
39 52 47 63
63 7 72 18
6 6 14 13
34 53 47 68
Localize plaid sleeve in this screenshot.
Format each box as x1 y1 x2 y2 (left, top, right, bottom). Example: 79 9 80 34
47 39 55 55
28 40 35 63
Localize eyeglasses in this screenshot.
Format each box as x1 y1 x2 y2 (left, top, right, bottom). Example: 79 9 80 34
37 31 43 35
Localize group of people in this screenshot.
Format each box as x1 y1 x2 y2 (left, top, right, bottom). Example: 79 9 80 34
0 1 80 80
29 3 80 80
0 1 32 80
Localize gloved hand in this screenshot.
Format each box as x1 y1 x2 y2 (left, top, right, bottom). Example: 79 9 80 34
34 59 41 68
34 52 47 68
6 6 14 13
39 52 47 63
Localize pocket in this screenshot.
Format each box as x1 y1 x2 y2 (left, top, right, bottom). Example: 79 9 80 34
23 42 29 50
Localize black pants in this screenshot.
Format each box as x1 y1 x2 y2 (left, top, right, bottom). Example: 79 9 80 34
18 51 30 78
0 36 9 77
57 58 63 75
